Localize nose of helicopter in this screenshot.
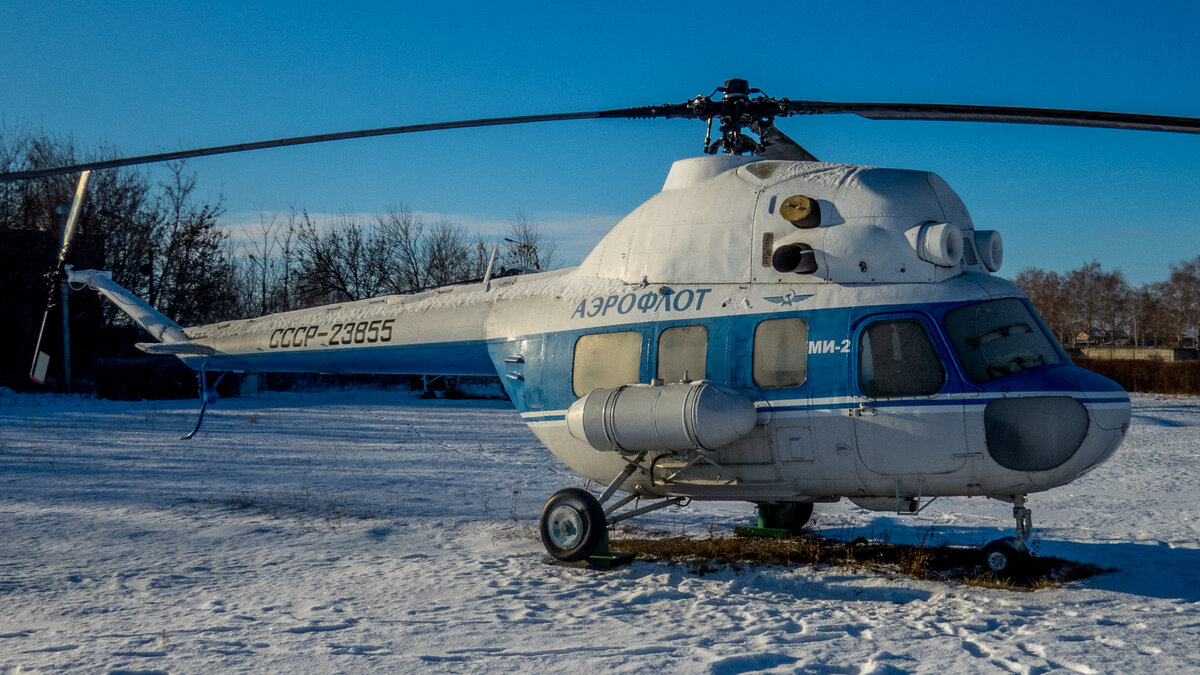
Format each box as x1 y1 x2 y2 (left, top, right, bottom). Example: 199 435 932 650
1070 367 1133 473
983 366 1130 489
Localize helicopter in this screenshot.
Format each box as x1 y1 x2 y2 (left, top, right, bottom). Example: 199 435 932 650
8 79 1200 574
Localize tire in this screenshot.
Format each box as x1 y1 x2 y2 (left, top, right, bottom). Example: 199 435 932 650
758 501 814 533
982 537 1026 575
540 488 607 562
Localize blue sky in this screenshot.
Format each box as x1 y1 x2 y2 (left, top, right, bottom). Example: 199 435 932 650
3 1 1198 283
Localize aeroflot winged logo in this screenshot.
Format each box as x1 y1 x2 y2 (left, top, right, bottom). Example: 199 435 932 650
763 290 813 307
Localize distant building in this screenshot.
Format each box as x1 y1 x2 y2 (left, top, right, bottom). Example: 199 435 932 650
1078 346 1199 362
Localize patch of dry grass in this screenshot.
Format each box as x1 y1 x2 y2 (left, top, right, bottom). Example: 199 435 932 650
609 534 1104 591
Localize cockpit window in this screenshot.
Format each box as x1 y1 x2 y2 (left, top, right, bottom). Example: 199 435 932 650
944 299 1061 382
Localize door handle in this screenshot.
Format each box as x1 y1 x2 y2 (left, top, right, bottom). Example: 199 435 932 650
851 402 878 417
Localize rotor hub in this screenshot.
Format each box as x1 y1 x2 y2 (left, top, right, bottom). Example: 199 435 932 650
688 79 791 156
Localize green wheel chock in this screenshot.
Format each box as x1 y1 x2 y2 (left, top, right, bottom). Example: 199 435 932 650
734 503 796 539
586 531 635 570
734 525 792 539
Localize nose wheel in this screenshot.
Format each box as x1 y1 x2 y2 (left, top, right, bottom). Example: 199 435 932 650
982 495 1033 575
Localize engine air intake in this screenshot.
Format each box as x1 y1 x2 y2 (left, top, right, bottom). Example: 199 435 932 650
913 222 963 268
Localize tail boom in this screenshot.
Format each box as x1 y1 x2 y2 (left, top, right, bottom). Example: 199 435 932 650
68 270 189 344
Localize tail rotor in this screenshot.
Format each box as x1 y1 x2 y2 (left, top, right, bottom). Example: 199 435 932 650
29 170 91 385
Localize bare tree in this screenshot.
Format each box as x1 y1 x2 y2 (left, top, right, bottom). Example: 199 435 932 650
228 210 293 319
152 163 235 325
1097 267 1131 346
503 213 557 271
2 129 234 391
0 127 103 247
1163 256 1200 346
295 210 397 305
295 210 354 305
377 205 425 293
0 124 36 230
422 219 472 287
87 164 160 329
1022 262 1137 348
1130 283 1172 347
275 208 299 312
1015 268 1071 345
468 236 493 281
1062 261 1130 345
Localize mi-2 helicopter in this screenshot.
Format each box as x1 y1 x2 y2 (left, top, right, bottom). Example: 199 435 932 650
11 79 1200 573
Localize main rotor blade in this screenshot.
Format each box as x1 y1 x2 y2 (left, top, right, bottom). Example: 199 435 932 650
5 94 1199 183
783 101 1200 135
0 106 685 182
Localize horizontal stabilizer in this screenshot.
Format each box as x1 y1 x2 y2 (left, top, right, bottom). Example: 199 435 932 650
136 342 216 356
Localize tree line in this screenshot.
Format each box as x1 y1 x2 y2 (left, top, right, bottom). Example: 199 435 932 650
234 207 555 316
0 126 557 390
1015 258 1200 349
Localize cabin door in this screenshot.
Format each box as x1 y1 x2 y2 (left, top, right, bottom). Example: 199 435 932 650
850 314 967 476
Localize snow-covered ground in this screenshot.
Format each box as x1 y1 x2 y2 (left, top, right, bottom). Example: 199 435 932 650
1 389 1198 673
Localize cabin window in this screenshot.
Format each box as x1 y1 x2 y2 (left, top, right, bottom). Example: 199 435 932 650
944 298 1061 382
753 317 808 388
573 331 642 396
658 325 707 382
859 320 945 398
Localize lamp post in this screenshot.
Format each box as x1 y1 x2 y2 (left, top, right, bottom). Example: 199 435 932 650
504 237 539 270
55 205 72 393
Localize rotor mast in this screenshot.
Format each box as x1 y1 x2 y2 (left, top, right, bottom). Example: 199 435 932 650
693 78 781 155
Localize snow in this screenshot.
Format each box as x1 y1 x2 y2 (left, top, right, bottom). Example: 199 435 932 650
1 389 1198 673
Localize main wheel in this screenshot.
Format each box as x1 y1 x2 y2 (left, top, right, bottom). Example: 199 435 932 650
758 501 814 533
539 488 607 562
982 537 1027 575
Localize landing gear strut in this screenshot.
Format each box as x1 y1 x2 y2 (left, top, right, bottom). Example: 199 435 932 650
539 455 685 566
982 495 1033 574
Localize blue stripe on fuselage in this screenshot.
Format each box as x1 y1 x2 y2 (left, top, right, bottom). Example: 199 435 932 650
201 339 496 376
488 297 1114 416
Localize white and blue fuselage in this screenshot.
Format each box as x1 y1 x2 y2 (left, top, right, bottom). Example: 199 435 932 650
95 155 1129 507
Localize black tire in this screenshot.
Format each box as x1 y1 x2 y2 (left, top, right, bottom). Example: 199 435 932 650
757 501 814 533
982 537 1026 575
540 488 607 562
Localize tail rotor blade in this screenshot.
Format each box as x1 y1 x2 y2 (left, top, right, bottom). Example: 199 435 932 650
29 344 51 385
58 170 91 260
29 170 91 384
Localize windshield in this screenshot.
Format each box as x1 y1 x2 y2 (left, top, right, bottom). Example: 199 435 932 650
943 299 1061 382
